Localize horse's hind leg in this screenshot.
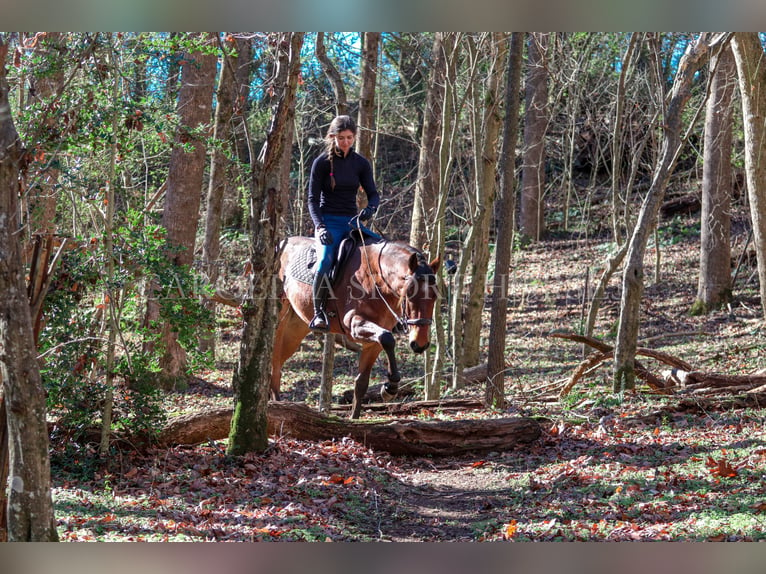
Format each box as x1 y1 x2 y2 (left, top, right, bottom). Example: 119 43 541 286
271 302 310 400
351 343 383 419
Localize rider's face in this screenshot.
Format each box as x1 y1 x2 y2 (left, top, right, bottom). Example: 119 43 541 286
334 130 355 155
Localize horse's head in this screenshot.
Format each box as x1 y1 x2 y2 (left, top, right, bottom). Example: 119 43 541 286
401 251 441 354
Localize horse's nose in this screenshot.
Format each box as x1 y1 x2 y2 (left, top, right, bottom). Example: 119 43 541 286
410 340 428 354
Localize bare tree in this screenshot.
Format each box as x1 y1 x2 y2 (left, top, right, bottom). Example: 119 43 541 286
426 32 459 400
462 33 507 368
731 33 766 319
410 33 448 250
613 33 725 391
693 45 736 314
358 32 380 162
228 32 304 455
611 33 640 246
486 33 524 409
316 33 348 116
0 36 58 541
519 33 549 243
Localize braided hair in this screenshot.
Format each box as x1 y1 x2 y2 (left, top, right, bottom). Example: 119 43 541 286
324 115 357 190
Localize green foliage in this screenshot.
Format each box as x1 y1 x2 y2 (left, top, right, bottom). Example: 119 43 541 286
40 209 213 444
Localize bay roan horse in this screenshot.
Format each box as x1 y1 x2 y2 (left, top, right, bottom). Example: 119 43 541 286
271 235 440 419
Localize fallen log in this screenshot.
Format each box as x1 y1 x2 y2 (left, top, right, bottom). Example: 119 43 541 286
459 363 489 385
664 369 766 393
660 192 700 218
157 402 542 456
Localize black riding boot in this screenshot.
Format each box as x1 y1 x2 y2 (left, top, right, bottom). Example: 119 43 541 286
309 272 331 331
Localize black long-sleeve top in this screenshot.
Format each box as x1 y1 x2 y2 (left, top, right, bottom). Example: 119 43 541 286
307 148 379 228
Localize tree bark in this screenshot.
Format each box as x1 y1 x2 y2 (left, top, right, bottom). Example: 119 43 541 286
486 33 524 409
228 32 304 455
146 33 218 387
161 403 542 456
463 33 507 369
614 34 720 392
519 33 549 243
0 38 59 541
695 45 736 314
731 33 766 319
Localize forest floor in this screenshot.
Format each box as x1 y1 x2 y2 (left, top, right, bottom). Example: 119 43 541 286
51 216 766 541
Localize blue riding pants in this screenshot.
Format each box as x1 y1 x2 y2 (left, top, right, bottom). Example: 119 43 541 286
315 214 355 276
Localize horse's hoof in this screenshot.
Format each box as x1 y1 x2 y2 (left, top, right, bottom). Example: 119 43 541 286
381 384 398 402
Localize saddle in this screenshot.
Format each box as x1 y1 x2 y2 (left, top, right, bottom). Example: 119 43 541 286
286 226 383 286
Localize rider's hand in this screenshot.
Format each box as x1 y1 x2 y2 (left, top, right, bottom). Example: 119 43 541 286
359 206 376 222
315 225 333 246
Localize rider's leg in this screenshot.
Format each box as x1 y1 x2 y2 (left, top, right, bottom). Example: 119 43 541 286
309 215 349 331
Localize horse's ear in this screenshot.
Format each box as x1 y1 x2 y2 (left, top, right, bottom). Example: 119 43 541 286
429 256 441 273
408 253 420 273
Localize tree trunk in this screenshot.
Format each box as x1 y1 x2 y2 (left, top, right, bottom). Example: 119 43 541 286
731 33 766 319
358 32 380 162
146 33 218 388
0 38 58 541
614 34 720 392
201 37 238 357
486 33 523 409
228 32 304 455
410 32 447 250
318 333 335 413
463 33 507 368
694 45 736 314
426 33 459 401
161 403 542 456
315 33 348 116
519 33 549 243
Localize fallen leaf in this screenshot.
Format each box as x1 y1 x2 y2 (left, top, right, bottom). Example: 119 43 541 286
502 520 518 540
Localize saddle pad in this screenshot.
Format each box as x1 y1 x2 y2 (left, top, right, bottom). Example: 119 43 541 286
285 244 317 285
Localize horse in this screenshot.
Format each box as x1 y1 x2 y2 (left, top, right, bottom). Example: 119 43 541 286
271 234 440 419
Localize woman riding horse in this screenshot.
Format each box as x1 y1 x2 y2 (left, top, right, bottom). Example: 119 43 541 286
307 115 380 332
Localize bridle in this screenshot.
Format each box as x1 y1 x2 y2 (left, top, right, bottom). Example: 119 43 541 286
398 262 437 331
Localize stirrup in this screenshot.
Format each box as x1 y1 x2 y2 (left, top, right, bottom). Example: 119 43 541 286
309 311 329 332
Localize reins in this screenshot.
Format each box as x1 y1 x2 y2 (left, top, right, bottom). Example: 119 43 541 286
351 216 427 334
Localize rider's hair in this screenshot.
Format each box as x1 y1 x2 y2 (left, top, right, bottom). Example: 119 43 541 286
324 115 357 190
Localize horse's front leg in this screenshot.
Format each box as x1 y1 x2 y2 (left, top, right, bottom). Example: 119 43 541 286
350 317 401 408
350 343 383 419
